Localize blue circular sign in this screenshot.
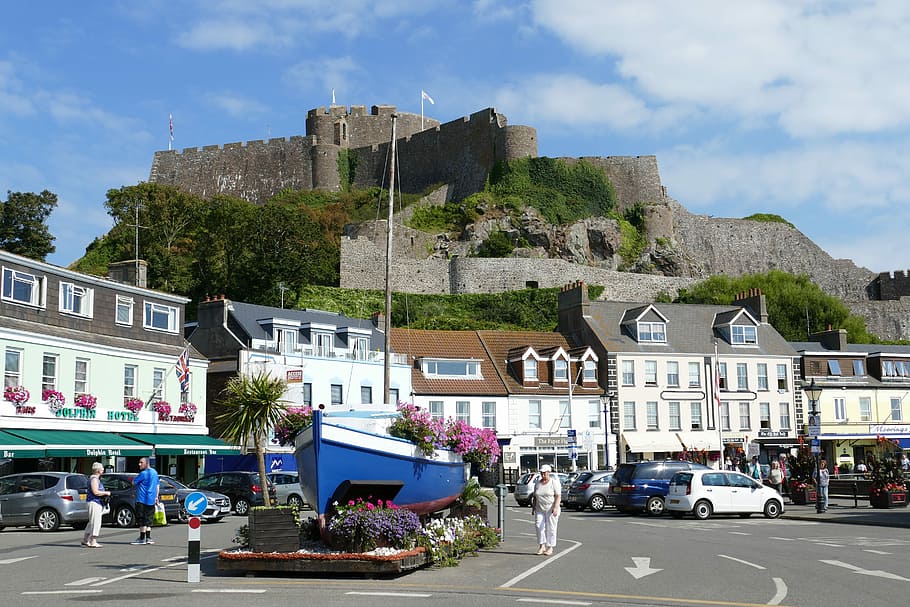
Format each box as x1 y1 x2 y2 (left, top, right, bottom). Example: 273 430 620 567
184 491 208 516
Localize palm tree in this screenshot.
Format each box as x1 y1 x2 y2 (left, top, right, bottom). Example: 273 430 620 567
216 371 288 508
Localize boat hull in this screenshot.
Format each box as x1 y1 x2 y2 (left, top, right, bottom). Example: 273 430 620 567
294 410 468 515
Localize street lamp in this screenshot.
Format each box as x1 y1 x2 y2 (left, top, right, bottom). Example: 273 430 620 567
804 379 824 514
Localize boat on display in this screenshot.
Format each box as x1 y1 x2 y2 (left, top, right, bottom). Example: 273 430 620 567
294 407 469 515
294 114 468 517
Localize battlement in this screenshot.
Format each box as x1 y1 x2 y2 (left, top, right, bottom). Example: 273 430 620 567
869 269 910 300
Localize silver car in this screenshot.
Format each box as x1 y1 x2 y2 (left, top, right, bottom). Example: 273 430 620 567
565 470 613 511
267 471 307 508
0 472 90 531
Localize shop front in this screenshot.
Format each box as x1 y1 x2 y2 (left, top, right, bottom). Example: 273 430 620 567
2 428 151 474
119 432 241 483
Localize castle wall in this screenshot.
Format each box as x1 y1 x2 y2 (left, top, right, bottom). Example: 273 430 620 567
847 299 910 342
305 105 432 149
872 270 910 300
560 155 667 212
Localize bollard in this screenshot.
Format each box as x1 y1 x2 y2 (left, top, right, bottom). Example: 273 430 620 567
852 482 858 509
495 484 509 541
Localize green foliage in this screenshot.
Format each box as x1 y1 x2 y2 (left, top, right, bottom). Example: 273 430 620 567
0 190 58 261
786 446 817 489
488 157 616 224
475 230 514 257
336 149 358 191
673 270 877 342
743 213 794 228
616 213 647 268
457 477 495 509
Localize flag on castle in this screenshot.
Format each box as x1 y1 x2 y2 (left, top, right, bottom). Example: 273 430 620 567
176 348 190 394
169 113 174 141
421 90 435 105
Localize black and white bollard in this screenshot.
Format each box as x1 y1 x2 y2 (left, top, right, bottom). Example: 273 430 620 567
187 516 201 583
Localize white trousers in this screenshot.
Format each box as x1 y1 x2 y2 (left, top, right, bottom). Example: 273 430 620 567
534 511 559 547
87 501 103 537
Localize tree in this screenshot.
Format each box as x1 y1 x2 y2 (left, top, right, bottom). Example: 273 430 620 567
0 190 57 261
215 372 289 508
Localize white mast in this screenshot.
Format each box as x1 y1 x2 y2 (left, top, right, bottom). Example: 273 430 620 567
383 114 397 405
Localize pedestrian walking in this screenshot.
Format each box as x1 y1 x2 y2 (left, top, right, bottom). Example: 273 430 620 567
83 462 110 548
131 456 159 545
530 464 561 556
813 458 830 511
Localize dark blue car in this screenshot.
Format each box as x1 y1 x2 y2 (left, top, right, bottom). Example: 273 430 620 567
611 460 710 515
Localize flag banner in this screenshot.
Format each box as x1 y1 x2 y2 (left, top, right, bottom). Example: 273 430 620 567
169 113 174 141
421 90 435 104
176 348 190 394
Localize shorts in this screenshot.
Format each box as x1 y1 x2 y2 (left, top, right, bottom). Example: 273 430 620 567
136 502 156 527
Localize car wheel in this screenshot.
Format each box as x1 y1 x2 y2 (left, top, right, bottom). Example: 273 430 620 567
115 505 136 528
645 496 665 516
287 494 304 509
693 500 713 520
36 508 61 531
588 494 607 512
233 498 251 516
763 499 782 519
670 511 684 519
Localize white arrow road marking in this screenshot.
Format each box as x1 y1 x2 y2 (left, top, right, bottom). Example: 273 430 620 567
821 560 910 581
188 496 206 512
0 556 37 564
66 577 106 586
625 557 662 579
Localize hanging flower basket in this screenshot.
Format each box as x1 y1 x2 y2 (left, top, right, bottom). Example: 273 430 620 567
124 398 144 413
4 385 30 405
74 393 97 410
179 402 197 418
152 401 171 417
42 389 65 412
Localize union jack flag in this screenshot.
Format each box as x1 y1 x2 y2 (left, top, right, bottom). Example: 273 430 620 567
176 348 190 394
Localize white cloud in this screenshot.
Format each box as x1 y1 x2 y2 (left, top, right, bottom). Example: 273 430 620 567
284 57 360 100
207 93 269 118
177 20 281 51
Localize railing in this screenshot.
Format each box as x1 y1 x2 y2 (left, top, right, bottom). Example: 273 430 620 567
257 344 407 365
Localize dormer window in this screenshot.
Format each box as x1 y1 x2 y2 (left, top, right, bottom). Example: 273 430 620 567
827 360 841 376
731 325 757 345
422 359 481 378
524 358 538 381
637 321 666 343
553 359 568 382
583 359 596 382
277 328 298 354
853 360 865 376
314 331 333 357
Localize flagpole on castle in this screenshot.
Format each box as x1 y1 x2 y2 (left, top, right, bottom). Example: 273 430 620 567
168 113 174 151
420 90 434 130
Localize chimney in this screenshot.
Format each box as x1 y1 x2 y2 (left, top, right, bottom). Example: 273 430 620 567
809 327 849 351
732 288 768 323
108 260 148 288
372 311 386 333
197 295 229 329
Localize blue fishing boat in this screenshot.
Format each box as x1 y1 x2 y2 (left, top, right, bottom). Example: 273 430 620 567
294 408 469 516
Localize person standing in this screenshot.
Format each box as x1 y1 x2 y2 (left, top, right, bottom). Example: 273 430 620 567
767 460 783 494
530 464 561 556
131 457 159 545
814 458 830 512
748 456 763 481
83 462 110 548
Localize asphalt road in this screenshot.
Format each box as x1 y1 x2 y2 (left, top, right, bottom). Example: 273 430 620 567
2 505 910 607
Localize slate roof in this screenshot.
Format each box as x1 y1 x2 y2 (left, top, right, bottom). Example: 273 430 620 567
585 301 797 357
226 301 384 349
389 329 508 396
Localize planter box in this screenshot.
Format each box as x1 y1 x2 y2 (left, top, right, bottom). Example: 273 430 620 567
248 508 300 553
789 488 817 505
870 491 908 509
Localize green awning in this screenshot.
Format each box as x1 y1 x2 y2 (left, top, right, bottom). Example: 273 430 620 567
4 429 150 457
0 430 46 458
119 433 241 456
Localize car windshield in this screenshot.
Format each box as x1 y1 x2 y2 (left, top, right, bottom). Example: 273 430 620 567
161 475 189 489
574 472 594 484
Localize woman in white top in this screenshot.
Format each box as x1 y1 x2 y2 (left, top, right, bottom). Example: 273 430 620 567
531 464 561 556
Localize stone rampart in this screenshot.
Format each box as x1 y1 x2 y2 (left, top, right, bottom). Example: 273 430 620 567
559 155 667 212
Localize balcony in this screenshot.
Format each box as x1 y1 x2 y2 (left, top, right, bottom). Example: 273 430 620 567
257 343 407 365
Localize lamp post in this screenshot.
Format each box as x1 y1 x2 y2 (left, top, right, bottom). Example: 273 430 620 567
804 379 824 514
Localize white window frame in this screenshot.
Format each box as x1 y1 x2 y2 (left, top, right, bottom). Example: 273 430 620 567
759 401 771 428
688 362 701 388
41 353 58 392
646 401 659 430
152 367 166 401
314 332 334 358
4 348 23 387
482 401 496 429
690 402 703 430
757 363 768 391
360 385 372 405
718 362 728 390
859 397 872 422
429 401 444 419
731 325 757 345
352 337 369 361
583 359 596 382
637 321 667 343
644 360 658 386
124 364 138 399
738 402 751 430
622 360 635 386
736 363 749 391
666 361 679 387
116 295 134 325
669 401 681 430
890 397 903 422
554 358 568 382
456 401 470 423
528 400 541 429
720 402 731 431
779 401 791 429
623 401 636 430
2 267 44 307
59 282 93 317
833 397 846 422
143 301 179 333
777 364 788 390
422 359 480 378
523 358 538 381
74 358 89 395
559 399 571 429
588 400 601 428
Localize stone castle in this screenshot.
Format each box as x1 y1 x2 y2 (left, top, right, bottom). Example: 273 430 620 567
148 104 910 341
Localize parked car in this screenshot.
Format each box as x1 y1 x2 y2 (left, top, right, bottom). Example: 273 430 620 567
187 471 277 515
513 472 538 507
565 470 613 511
0 472 90 531
267 471 307 508
667 469 785 520
100 472 179 528
611 460 710 515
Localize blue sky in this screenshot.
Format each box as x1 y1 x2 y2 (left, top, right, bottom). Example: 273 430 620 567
3 1 910 274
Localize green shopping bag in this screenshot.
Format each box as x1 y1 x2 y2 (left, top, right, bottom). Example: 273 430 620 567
153 502 167 526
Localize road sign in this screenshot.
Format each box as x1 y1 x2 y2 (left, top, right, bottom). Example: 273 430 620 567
569 446 578 460
184 491 208 517
567 429 577 445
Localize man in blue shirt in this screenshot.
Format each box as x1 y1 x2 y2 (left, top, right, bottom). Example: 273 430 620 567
131 457 159 545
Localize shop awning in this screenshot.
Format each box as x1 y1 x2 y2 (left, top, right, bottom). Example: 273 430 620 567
3 429 150 457
119 433 241 456
623 432 721 453
0 430 46 458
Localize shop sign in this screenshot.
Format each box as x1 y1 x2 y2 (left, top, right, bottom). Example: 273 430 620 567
870 424 910 434
15 405 37 415
287 369 303 383
535 436 568 448
758 429 789 438
107 411 139 422
55 408 97 420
